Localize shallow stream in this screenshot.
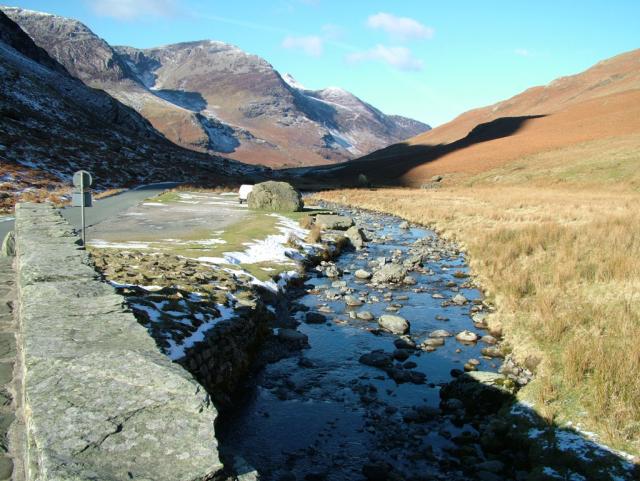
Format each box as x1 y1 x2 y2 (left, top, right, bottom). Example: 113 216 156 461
218 206 501 480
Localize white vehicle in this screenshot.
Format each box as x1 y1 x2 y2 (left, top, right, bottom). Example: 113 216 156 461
238 184 254 204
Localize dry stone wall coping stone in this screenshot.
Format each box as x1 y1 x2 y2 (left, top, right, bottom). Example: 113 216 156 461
14 203 222 481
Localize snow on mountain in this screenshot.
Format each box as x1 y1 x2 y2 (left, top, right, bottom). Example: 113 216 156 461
2 6 431 168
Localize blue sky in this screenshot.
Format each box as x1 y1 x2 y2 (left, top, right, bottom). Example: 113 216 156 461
6 0 640 125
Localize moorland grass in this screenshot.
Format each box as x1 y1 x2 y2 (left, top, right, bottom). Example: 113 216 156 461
313 185 640 454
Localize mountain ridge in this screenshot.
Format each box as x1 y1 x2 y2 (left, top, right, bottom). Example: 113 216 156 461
0 9 261 209
295 48 640 187
2 6 430 167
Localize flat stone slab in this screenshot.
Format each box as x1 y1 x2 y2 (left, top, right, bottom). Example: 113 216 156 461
15 204 222 480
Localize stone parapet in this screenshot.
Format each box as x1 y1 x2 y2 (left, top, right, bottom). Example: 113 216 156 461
14 203 221 480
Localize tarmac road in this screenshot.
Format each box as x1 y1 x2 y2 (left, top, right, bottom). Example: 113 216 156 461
0 182 181 243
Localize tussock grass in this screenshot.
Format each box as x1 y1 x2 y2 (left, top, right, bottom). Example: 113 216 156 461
313 186 640 453
306 224 322 244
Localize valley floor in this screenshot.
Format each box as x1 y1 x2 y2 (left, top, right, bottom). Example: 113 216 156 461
312 185 640 457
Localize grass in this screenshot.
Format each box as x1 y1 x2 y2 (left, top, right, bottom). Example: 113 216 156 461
135 191 328 281
312 183 640 455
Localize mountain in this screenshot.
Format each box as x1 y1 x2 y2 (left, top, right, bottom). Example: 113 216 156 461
297 48 640 186
2 7 430 168
0 9 261 209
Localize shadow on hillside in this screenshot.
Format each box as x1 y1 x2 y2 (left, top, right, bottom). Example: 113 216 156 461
153 89 208 112
284 115 546 189
433 372 638 481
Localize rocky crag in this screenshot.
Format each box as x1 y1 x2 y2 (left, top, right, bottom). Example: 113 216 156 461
0 9 266 210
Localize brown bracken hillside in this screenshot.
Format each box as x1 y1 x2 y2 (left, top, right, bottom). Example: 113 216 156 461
308 49 640 186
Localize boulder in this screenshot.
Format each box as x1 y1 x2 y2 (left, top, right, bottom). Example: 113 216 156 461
345 225 365 250
354 269 372 280
421 338 445 348
439 371 516 415
452 293 468 305
359 350 393 368
277 328 309 347
456 330 479 343
378 314 410 335
429 329 453 338
247 181 302 212
305 312 327 324
344 295 363 307
315 214 354 230
371 264 408 284
0 231 15 257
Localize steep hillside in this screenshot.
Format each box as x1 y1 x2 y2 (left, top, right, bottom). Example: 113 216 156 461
0 10 259 210
3 6 430 168
299 49 640 187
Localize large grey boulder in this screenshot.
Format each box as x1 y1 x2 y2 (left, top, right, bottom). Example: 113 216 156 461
247 181 302 212
371 263 408 284
315 214 354 230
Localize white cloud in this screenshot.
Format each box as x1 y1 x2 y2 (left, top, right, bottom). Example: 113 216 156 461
347 45 424 71
367 12 434 41
87 0 176 20
515 48 531 57
282 35 324 56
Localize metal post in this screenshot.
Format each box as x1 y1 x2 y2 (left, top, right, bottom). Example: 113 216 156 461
80 174 85 248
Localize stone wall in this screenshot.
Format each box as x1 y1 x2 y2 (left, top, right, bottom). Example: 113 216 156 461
179 303 270 407
14 203 222 480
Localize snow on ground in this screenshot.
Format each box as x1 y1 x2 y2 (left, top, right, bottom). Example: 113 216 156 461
91 240 151 249
515 401 638 477
220 214 313 266
166 300 236 360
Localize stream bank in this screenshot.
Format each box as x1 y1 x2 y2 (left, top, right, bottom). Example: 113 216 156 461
215 203 638 481
90 197 638 481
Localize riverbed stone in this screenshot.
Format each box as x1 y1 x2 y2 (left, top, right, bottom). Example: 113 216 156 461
356 311 374 321
378 314 410 335
372 264 408 284
421 338 445 348
305 312 327 324
440 371 515 415
359 350 393 368
481 346 504 358
345 226 365 250
456 330 479 343
247 181 302 212
429 329 453 338
354 269 372 280
394 337 417 350
324 264 341 278
278 328 309 347
452 293 468 305
315 215 354 230
393 349 412 361
344 295 363 307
